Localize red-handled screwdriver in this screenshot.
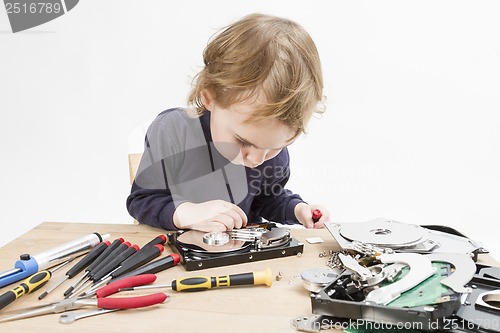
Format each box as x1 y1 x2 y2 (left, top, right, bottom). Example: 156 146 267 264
312 209 322 223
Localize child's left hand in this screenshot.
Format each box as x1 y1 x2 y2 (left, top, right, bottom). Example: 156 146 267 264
294 203 330 229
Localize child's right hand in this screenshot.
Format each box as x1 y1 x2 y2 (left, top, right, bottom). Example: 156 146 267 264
173 200 248 232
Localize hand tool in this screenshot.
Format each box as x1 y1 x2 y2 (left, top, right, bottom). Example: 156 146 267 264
0 274 167 323
59 308 119 324
0 259 74 311
0 233 109 288
67 241 132 297
88 244 165 293
312 209 322 223
38 241 111 300
110 253 180 283
119 235 166 269
121 268 273 292
89 244 140 282
63 238 124 297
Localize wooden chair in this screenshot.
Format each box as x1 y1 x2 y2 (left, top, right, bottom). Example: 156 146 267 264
128 153 143 185
128 153 143 224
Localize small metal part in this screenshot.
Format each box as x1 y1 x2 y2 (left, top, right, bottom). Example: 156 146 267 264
301 268 340 293
426 252 475 293
475 290 500 312
291 315 323 332
337 253 372 279
352 265 387 288
202 232 230 246
365 253 435 305
276 271 283 281
257 228 290 249
229 228 266 241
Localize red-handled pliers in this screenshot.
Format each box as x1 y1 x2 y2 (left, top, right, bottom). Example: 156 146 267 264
0 274 167 323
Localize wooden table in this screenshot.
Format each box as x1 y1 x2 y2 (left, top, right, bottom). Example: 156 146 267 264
0 222 498 332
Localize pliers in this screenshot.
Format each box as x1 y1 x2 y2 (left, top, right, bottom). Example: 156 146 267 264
0 274 167 322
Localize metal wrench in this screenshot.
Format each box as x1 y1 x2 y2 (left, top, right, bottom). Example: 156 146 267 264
59 308 120 324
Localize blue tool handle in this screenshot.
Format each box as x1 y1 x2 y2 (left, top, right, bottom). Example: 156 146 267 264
0 258 38 288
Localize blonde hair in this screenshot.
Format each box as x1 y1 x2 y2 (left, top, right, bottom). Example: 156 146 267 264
188 13 324 138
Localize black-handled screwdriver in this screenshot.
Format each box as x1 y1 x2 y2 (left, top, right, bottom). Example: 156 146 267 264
38 240 111 300
110 244 164 279
67 241 133 297
0 260 72 310
110 253 181 283
88 244 165 293
89 244 139 282
119 235 166 269
63 238 124 297
120 268 273 292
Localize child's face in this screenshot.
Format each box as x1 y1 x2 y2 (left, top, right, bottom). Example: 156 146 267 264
203 91 295 168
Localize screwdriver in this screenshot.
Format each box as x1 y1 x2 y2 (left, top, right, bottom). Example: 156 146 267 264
90 244 165 292
312 209 322 223
84 245 166 296
118 235 166 269
89 244 140 283
75 243 140 297
120 268 273 292
110 253 180 283
0 260 72 310
38 240 111 300
63 238 124 297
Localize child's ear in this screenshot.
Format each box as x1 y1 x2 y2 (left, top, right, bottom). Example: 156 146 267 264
200 89 215 111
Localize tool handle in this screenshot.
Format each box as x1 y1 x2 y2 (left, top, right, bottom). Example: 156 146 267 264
111 245 164 279
96 274 157 298
171 268 273 292
89 242 131 279
119 235 166 268
87 238 124 272
32 233 107 271
312 209 322 222
0 270 51 310
91 245 139 282
66 241 111 278
110 254 180 283
97 293 167 309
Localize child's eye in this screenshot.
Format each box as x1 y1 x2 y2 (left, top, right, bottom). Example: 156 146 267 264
236 139 251 147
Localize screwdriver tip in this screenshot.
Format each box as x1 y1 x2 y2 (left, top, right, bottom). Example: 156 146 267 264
38 292 48 300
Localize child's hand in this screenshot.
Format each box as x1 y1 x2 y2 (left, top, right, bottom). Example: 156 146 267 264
294 203 330 229
173 200 248 232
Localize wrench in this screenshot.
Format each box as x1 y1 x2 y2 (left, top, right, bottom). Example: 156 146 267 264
59 308 120 324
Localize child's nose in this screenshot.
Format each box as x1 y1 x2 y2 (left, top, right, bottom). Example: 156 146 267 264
244 148 267 168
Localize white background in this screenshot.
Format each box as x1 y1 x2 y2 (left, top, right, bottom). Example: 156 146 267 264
0 1 499 259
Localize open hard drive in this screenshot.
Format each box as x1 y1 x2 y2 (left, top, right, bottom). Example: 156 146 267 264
292 219 499 333
168 226 304 271
325 218 488 260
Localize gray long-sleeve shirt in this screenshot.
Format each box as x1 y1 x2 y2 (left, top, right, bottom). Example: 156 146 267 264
126 108 304 230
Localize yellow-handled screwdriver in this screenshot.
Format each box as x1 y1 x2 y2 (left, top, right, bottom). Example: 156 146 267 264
120 268 273 292
0 259 73 311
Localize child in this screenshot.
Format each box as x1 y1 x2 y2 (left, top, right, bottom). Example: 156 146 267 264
127 13 330 232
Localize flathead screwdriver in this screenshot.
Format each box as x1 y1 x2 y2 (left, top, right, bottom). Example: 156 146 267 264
88 244 165 293
119 235 166 269
68 241 133 297
38 241 111 300
110 253 181 283
63 238 124 297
